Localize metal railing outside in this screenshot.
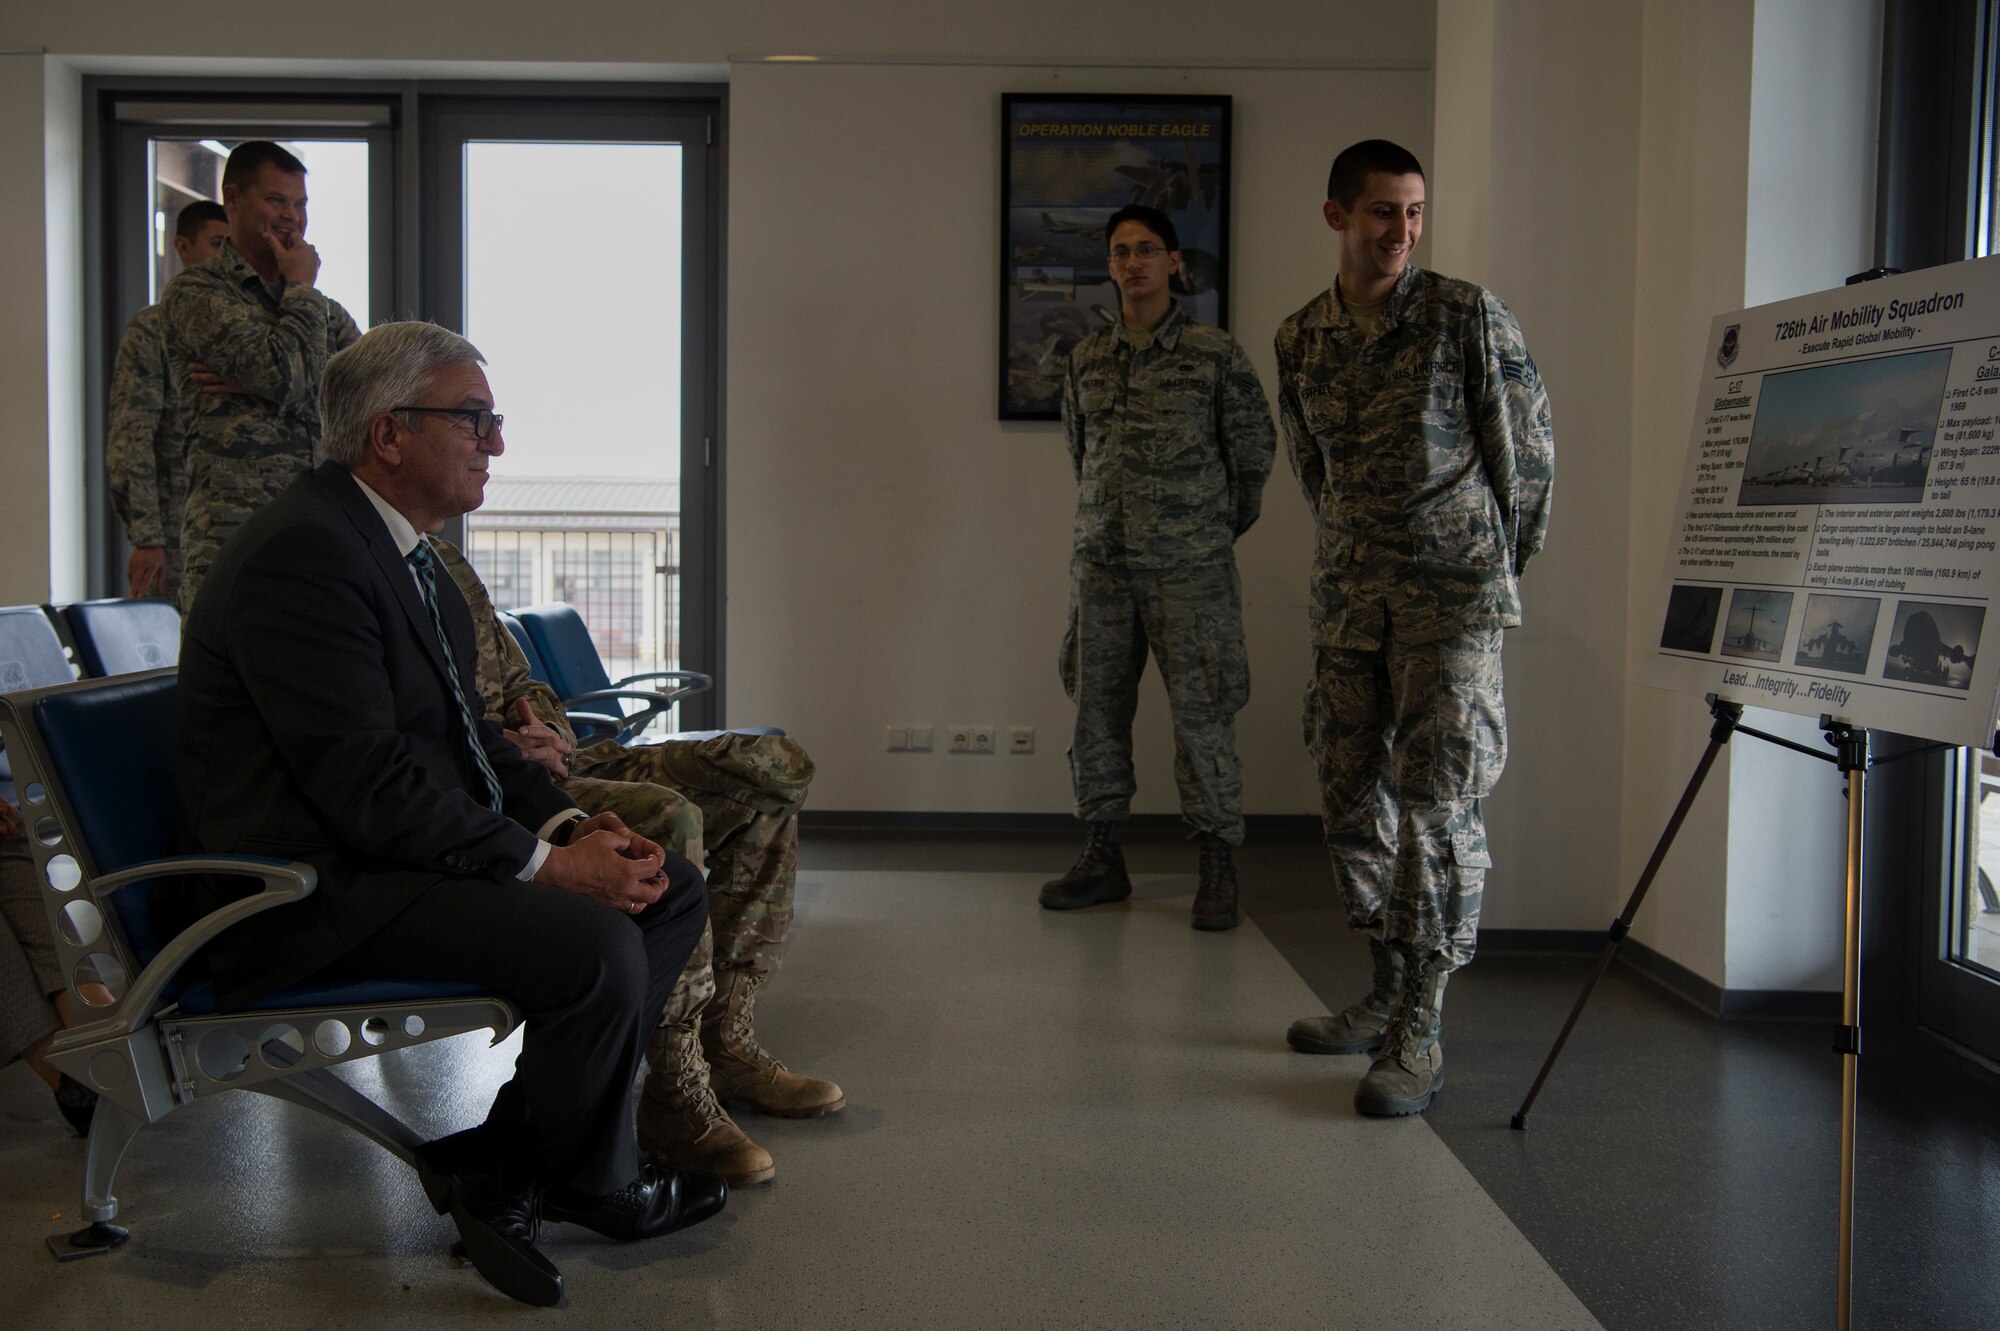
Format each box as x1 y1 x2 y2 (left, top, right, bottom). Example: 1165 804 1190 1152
465 520 682 685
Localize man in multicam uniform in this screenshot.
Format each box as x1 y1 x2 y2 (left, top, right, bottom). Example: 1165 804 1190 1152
162 141 361 612
433 538 839 1188
1040 203 1276 932
106 201 230 603
1276 140 1554 1116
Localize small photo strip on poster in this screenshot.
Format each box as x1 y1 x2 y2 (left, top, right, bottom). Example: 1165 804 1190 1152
1882 599 1985 691
1794 594 1882 675
1718 589 1794 664
1660 584 1724 654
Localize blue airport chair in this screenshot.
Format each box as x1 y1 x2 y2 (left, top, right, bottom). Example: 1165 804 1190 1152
0 671 516 1259
511 603 717 742
57 599 181 678
0 605 78 806
0 604 75 695
499 610 623 743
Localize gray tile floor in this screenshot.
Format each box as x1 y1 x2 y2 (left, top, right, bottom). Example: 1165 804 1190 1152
0 867 1604 1329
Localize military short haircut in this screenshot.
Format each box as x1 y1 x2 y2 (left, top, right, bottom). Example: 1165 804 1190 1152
1105 204 1178 254
174 200 228 239
1326 139 1425 206
222 140 307 192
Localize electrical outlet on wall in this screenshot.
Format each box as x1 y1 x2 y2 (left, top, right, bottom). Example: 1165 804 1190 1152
948 726 997 753
1009 725 1034 753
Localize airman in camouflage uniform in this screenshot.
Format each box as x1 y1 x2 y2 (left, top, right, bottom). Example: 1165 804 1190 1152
105 203 231 604
160 143 361 612
435 538 836 1189
1278 141 1553 1117
1042 205 1276 933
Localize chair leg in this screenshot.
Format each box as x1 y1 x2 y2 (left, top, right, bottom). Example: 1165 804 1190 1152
47 1099 145 1261
248 1066 426 1168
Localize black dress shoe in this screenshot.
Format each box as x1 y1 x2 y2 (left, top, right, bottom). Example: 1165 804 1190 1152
53 1075 98 1137
416 1146 563 1307
543 1162 728 1242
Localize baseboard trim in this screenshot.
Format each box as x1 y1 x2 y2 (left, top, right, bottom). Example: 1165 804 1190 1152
1616 938 1841 1021
799 810 1322 836
1478 928 1606 955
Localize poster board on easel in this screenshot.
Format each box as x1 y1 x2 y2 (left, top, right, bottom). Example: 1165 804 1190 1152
1643 255 2000 748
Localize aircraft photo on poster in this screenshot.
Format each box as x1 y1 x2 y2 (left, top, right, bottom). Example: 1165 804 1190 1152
998 94 1231 420
1737 349 1951 506
1794 593 1883 674
1643 257 2000 747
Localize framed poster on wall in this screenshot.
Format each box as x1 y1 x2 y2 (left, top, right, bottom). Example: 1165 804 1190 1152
999 93 1232 420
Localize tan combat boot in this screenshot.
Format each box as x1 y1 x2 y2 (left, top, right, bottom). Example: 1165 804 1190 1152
1287 937 1404 1055
701 969 846 1119
637 1020 776 1186
1354 949 1449 1117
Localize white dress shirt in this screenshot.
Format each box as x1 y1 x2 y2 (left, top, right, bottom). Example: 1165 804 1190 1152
350 474 580 880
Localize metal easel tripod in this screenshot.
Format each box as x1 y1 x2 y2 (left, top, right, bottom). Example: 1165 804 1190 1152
1508 691 1949 1330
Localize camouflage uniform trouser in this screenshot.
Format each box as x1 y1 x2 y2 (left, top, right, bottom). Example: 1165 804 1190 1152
1305 628 1506 971
156 480 188 610
565 733 812 1030
1061 559 1249 845
178 453 314 613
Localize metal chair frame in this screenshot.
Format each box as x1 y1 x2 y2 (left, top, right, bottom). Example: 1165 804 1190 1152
1 671 517 1256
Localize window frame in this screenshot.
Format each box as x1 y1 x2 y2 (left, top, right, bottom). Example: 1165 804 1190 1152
82 76 727 729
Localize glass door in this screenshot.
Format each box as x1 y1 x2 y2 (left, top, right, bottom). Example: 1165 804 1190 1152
1922 749 2000 1061
421 99 718 730
98 99 397 596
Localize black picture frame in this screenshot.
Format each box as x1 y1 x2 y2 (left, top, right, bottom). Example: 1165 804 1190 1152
998 93 1233 421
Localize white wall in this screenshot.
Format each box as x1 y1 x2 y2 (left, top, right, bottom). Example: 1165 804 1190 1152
1621 0 1756 991
724 60 1428 828
0 4 1432 70
1433 0 1644 936
1723 0 1882 993
1617 0 1881 995
0 55 58 607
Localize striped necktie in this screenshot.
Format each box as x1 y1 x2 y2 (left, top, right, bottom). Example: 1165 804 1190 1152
405 538 505 813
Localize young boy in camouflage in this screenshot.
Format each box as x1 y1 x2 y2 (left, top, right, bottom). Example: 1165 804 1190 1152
1276 141 1554 1115
436 539 837 1187
1041 204 1276 931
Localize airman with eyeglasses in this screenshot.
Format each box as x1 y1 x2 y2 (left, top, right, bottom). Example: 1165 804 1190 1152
1042 204 1277 934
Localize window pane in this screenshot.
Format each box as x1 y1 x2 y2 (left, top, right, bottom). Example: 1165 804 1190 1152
1965 754 2000 976
461 142 682 479
462 141 686 710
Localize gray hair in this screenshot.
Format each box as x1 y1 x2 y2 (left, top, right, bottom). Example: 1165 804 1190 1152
319 321 485 467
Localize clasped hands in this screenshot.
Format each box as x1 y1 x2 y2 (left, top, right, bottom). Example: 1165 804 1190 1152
505 697 571 781
534 809 670 915
509 699 662 914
